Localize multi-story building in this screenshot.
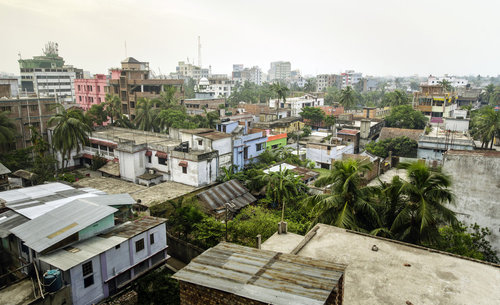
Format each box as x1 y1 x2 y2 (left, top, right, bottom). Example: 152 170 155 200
216 120 267 170
183 95 225 116
269 94 324 117
197 76 234 98
0 78 19 98
268 61 291 81
417 127 475 162
107 57 185 120
75 74 108 111
316 74 342 92
18 42 83 103
340 70 362 88
0 183 168 305
306 141 355 169
427 75 468 87
176 61 209 80
233 65 263 86
0 97 57 150
49 127 232 187
413 84 459 119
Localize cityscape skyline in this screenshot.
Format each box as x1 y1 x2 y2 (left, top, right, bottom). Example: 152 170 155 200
1 0 499 77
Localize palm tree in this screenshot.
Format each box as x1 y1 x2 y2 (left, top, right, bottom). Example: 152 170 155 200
259 168 306 222
324 115 336 137
134 98 159 131
390 90 409 106
104 94 122 125
0 111 16 146
114 114 135 129
270 82 289 107
158 85 178 109
48 105 92 169
339 86 356 109
391 162 457 245
481 84 495 104
438 79 452 92
305 159 379 231
475 106 500 148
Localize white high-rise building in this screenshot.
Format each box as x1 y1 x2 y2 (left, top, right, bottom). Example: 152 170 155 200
268 61 291 82
427 75 468 87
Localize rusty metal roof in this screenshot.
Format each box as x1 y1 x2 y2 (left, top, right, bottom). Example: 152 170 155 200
100 216 166 239
197 180 256 213
173 242 345 305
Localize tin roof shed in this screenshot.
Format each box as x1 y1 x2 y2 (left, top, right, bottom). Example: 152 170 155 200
197 180 256 213
173 242 346 305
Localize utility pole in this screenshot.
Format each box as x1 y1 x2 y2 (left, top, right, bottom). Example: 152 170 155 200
225 203 228 241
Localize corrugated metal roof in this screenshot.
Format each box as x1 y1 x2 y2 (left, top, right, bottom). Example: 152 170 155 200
10 200 117 253
173 242 345 305
76 194 136 207
39 235 126 271
0 183 105 219
0 162 11 175
197 180 256 213
0 210 29 238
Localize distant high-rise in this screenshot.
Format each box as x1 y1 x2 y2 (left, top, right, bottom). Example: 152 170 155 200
232 65 262 85
268 61 291 82
18 42 83 103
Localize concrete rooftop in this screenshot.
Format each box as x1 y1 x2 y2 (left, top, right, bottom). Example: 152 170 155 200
260 232 304 253
73 176 197 206
263 224 500 305
91 127 180 147
0 278 35 305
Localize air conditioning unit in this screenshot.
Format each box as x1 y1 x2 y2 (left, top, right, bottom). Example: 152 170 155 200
149 169 155 175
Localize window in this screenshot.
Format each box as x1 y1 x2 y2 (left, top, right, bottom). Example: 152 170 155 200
79 96 82 102
82 261 93 276
135 239 145 252
115 244 120 250
130 102 135 108
150 233 155 245
256 143 264 151
182 166 187 174
198 139 203 145
158 157 166 165
84 275 94 288
147 156 152 163
244 147 248 160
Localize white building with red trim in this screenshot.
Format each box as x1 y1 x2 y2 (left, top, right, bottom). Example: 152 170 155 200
48 127 232 187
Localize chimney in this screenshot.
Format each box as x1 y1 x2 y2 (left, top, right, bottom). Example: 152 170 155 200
360 119 370 139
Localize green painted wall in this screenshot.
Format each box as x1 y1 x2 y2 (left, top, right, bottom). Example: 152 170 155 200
267 137 287 149
78 214 115 240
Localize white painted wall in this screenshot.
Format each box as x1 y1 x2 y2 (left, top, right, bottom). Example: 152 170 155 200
307 144 354 168
118 150 146 182
70 255 104 305
442 153 500 253
170 157 199 186
104 240 130 280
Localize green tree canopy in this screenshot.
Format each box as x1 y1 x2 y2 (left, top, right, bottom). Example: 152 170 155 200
339 86 356 109
385 105 428 129
299 106 325 127
0 111 16 146
365 136 418 158
85 103 108 127
104 94 121 125
382 90 409 107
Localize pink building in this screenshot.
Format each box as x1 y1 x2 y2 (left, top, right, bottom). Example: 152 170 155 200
75 74 107 111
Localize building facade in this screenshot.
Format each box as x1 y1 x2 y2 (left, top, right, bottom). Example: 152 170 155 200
268 61 291 81
0 97 57 150
75 74 108 111
18 42 82 103
417 128 475 162
306 142 354 169
0 78 19 98
340 70 362 88
107 57 185 119
176 61 209 80
269 94 324 117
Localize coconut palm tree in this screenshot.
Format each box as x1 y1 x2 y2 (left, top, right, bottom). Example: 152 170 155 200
270 82 289 107
305 159 380 231
324 115 336 137
475 106 500 148
391 162 457 245
258 168 306 222
438 79 452 92
481 84 495 104
114 114 135 129
48 105 91 169
158 85 178 109
0 111 16 146
104 94 121 125
134 98 159 131
339 86 356 109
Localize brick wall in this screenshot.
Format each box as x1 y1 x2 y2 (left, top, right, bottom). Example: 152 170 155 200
179 281 266 305
179 275 344 305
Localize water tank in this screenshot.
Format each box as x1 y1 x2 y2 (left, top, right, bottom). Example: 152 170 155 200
44 269 62 293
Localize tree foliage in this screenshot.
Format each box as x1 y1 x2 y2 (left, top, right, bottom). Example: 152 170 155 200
0 111 16 146
339 86 356 109
385 105 428 129
365 136 418 158
299 106 325 127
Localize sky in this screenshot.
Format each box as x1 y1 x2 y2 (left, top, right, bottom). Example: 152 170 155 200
0 0 499 78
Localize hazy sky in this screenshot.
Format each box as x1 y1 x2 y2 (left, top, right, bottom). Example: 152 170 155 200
1 0 499 77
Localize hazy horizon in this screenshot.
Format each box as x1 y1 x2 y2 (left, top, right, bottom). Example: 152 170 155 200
1 0 499 78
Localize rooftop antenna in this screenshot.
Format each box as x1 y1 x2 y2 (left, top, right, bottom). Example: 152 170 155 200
198 36 202 68
18 52 22 60
124 41 127 58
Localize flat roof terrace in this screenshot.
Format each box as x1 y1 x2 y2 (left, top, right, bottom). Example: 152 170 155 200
91 127 180 147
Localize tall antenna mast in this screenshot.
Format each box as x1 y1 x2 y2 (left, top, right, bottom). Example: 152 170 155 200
198 36 202 68
124 41 127 58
